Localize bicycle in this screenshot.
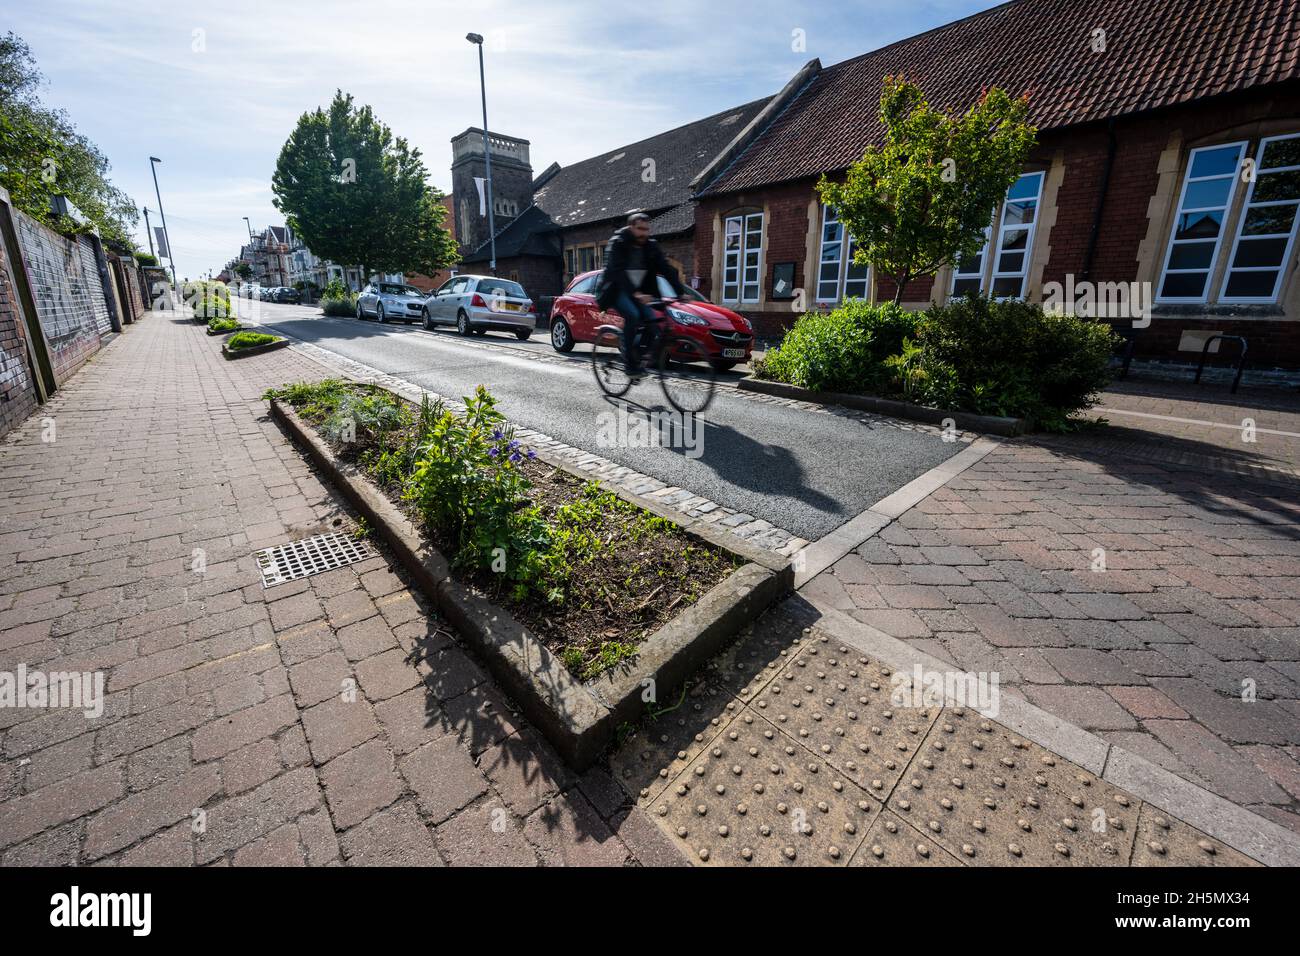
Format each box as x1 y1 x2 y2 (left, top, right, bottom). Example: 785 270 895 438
590 300 717 414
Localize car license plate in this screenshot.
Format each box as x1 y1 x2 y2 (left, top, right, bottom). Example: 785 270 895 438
721 348 745 359
499 302 520 312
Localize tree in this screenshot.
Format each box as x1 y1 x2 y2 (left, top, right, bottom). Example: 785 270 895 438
0 33 139 249
234 262 253 280
272 91 456 279
818 76 1036 305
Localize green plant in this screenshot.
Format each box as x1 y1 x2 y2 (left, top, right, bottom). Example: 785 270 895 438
320 390 408 449
321 293 356 317
207 317 240 333
226 331 279 350
818 76 1036 303
403 386 549 600
757 300 917 392
264 379 352 418
911 295 1119 429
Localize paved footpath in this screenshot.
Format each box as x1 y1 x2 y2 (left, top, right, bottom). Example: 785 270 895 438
805 379 1300 836
0 314 670 866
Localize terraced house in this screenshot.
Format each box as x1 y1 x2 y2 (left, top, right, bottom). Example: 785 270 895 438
686 0 1300 369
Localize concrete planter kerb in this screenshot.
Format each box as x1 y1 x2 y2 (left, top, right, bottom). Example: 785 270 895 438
269 392 793 768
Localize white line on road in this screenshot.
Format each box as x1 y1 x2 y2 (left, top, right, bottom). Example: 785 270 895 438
1100 406 1300 438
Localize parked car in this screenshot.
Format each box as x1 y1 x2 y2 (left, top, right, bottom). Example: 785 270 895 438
548 271 753 370
420 275 537 340
269 287 300 304
356 282 425 324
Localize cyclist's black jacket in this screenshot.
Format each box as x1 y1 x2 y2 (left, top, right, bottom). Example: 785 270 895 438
595 227 689 310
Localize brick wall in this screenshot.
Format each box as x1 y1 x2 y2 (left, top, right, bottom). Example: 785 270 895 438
14 210 106 385
693 85 1300 365
0 241 37 438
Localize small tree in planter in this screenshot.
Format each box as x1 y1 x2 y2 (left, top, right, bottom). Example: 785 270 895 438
818 76 1036 305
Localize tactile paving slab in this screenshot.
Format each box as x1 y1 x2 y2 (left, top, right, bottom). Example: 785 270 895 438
645 710 877 866
750 636 940 801
610 697 741 803
1131 804 1262 867
851 810 962 866
887 706 1140 866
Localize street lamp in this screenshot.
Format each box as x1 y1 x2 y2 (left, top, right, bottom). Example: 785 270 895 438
148 157 178 292
466 32 496 274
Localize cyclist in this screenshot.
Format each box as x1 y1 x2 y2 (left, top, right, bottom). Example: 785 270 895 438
595 211 690 376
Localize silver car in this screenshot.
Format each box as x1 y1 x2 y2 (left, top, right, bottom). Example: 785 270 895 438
356 282 425 324
420 275 537 340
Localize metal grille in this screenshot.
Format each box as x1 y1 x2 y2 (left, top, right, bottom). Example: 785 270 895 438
254 532 373 587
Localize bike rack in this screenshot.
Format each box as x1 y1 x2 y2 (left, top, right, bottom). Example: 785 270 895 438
1115 329 1139 380
1194 334 1248 394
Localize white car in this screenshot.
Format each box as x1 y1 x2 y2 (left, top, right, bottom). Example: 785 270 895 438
356 282 425 324
420 275 537 340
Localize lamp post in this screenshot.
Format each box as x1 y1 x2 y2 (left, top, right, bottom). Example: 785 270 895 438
148 157 177 292
466 32 496 274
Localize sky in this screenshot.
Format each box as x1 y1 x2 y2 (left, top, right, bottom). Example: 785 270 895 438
8 0 996 279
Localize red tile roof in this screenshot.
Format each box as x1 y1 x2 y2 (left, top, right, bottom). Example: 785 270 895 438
701 0 1300 195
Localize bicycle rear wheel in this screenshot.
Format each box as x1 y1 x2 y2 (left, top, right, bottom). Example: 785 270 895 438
658 335 716 414
591 327 633 398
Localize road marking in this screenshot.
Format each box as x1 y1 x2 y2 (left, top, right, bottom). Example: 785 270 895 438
1100 406 1300 438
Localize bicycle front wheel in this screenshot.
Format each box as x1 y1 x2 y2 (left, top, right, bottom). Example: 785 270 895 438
591 327 633 398
658 335 716 414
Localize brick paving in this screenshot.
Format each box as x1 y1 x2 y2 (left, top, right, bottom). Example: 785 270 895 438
807 379 1300 833
0 315 668 865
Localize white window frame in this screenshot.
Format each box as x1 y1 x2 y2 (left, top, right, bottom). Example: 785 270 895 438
816 204 871 303
988 171 1045 299
723 212 763 304
1156 141 1248 304
951 226 992 296
1219 133 1300 304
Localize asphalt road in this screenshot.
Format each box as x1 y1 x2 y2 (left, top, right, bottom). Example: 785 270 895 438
244 299 961 541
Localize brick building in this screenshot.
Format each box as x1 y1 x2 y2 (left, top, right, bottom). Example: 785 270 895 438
685 0 1300 369
452 97 772 299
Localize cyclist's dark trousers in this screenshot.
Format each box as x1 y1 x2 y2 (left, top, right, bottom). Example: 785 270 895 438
612 291 656 372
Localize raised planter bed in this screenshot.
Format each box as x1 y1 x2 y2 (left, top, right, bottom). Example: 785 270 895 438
223 337 289 360
268 389 792 767
738 376 1032 436
206 324 245 337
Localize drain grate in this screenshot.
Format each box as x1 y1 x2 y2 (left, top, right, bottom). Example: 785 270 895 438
254 531 374 587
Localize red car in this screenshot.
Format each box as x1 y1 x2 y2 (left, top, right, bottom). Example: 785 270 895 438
548 271 753 370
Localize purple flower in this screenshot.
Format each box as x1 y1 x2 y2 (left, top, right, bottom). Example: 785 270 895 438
491 429 503 440
487 447 499 458
507 440 520 451
509 451 522 464
526 449 537 460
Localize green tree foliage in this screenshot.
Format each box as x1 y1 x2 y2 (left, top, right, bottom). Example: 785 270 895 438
0 33 139 249
272 91 456 277
818 76 1036 304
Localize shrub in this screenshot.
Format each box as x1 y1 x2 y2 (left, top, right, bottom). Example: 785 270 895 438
401 386 553 601
911 296 1119 429
320 278 356 316
756 300 917 392
226 331 279 351
207 317 240 333
320 391 408 448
